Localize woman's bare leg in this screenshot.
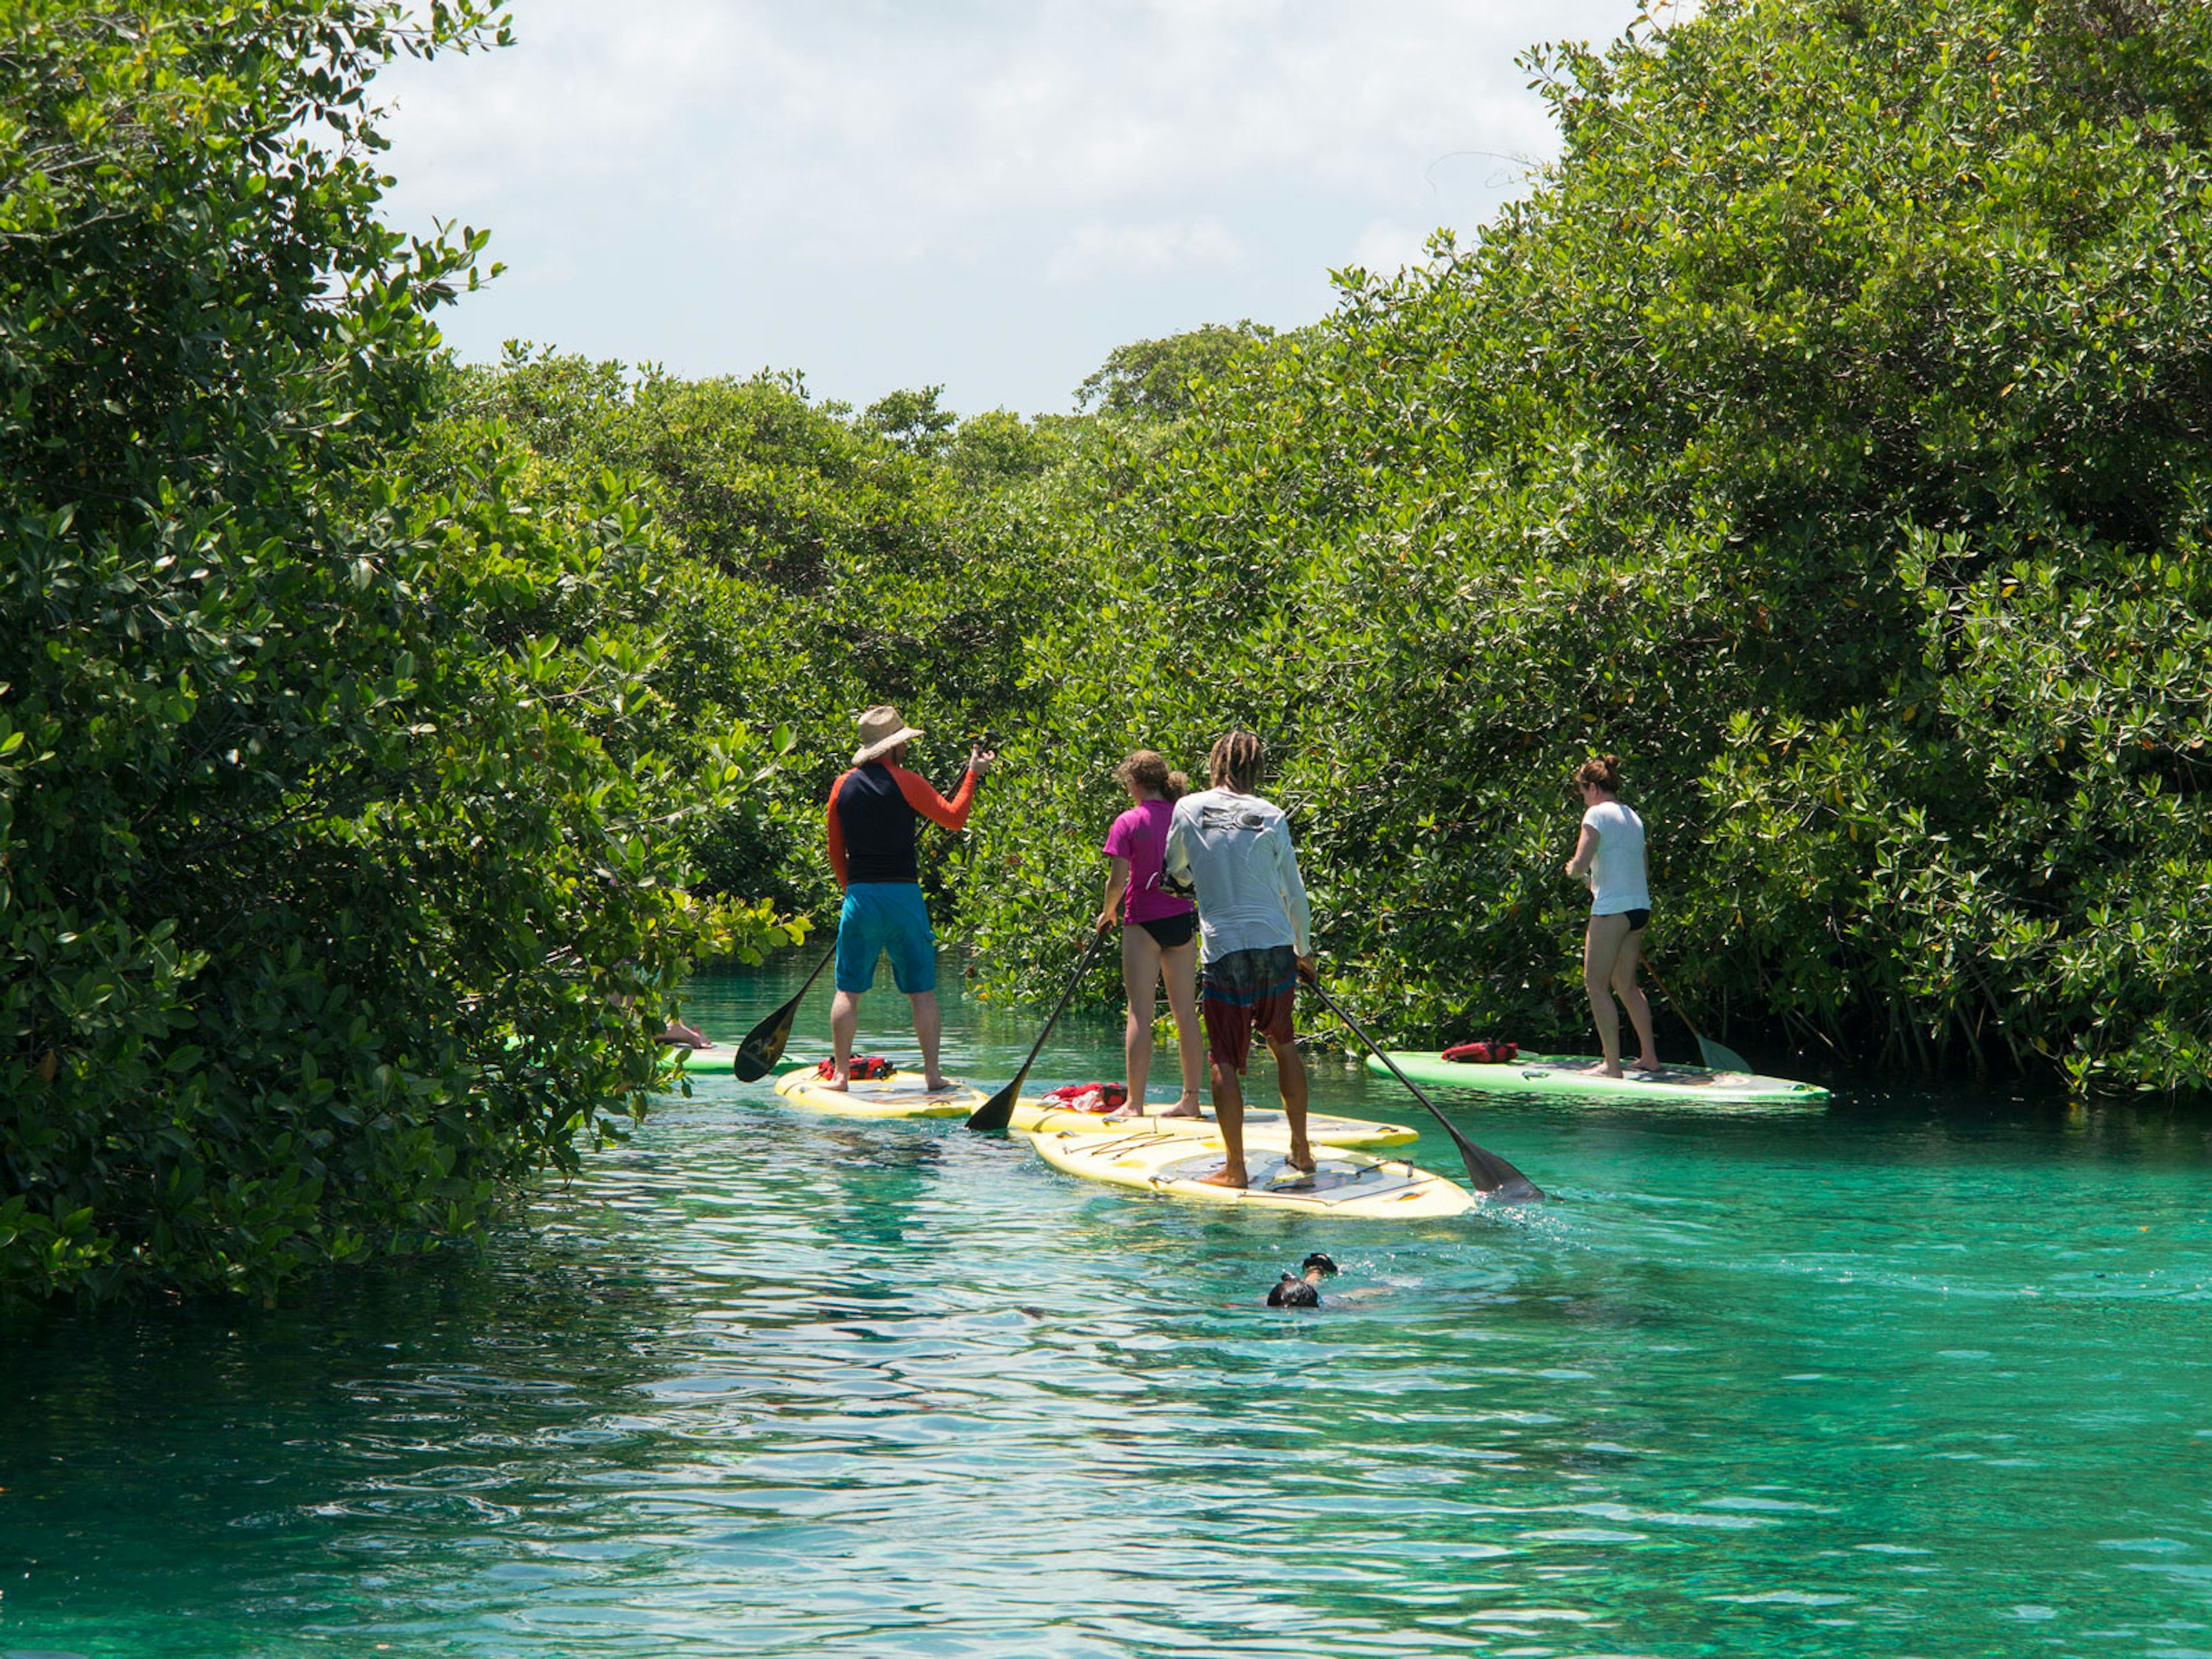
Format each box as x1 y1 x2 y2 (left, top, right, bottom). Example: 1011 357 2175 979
1584 912 1633 1078
1116 924 1162 1112
1160 935 1204 1114
1610 929 1661 1069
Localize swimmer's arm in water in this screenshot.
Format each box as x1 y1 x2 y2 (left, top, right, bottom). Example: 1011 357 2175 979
1321 1284 1394 1305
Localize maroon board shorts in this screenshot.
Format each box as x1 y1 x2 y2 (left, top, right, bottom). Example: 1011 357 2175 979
1200 945 1299 1073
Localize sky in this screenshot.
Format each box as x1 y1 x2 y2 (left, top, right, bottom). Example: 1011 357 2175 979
378 1 1661 419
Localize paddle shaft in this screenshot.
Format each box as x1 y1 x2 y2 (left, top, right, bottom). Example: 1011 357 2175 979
732 942 838 1082
1305 979 1543 1202
965 925 1113 1132
1638 956 1752 1074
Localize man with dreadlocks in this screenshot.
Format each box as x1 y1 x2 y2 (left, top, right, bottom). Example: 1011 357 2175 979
1163 730 1317 1187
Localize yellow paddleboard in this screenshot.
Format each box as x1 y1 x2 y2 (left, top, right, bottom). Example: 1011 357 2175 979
1028 1128 1475 1219
1007 1099 1416 1150
772 1066 982 1119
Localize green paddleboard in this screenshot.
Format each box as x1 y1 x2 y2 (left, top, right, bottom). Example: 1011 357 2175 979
1366 1050 1828 1107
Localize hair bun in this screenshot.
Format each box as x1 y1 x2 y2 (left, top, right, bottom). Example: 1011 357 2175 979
1573 752 1623 793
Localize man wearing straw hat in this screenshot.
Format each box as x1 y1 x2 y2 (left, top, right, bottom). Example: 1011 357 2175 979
823 705 995 1091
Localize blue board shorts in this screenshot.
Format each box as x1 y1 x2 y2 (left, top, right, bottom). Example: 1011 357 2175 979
835 881 938 995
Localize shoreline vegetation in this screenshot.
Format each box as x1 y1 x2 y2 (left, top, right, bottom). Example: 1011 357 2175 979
7 0 2212 1299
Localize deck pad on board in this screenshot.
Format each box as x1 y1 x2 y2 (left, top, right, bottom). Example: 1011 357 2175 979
1367 1050 1828 1106
1029 1128 1475 1218
1009 1099 1416 1150
772 1066 982 1119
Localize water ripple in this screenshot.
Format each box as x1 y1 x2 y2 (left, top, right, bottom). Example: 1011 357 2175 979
3 965 2211 1656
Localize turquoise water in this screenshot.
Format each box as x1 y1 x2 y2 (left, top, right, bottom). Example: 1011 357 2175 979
4 959 2211 1658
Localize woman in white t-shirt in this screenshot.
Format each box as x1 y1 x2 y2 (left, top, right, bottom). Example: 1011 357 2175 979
1563 753 1660 1078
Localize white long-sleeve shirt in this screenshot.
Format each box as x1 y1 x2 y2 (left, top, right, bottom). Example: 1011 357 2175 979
1164 787 1312 962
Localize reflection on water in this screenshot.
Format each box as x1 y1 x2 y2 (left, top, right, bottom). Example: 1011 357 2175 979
4 958 2211 1657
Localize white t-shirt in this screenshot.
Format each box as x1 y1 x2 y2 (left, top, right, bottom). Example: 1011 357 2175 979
1581 800 1650 916
1163 788 1312 961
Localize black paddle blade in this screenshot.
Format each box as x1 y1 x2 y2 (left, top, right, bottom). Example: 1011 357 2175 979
732 1008 796 1082
1416 1085 1543 1203
965 925 1114 1135
964 1069 1028 1134
1308 979 1544 1203
1455 1139 1544 1205
732 945 837 1082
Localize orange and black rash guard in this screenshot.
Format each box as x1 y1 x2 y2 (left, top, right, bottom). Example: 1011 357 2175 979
825 762 980 889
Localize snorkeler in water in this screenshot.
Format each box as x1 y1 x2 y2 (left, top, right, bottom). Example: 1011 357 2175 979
1266 1252 1339 1308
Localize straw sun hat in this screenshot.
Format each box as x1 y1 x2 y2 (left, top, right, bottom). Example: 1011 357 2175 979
852 704 926 765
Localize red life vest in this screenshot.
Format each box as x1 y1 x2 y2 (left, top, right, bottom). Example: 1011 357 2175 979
1042 1082 1130 1113
1442 1040 1519 1065
816 1055 897 1080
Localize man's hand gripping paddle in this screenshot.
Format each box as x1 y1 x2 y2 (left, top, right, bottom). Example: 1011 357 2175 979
732 945 837 1082
1304 970 1544 1203
966 923 1115 1133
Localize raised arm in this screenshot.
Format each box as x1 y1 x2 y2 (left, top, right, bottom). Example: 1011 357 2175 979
891 762 981 831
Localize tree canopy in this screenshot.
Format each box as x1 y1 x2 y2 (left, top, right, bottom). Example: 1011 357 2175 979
0 1 793 1302
961 0 2212 1099
1073 321 1278 419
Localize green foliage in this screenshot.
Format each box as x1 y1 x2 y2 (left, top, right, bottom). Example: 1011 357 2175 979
961 0 2212 1099
1073 320 1279 418
0 2 795 1303
861 385 959 457
427 350 1082 919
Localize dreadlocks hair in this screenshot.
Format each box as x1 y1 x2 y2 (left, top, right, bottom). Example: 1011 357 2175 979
1207 730 1266 793
1116 749 1190 801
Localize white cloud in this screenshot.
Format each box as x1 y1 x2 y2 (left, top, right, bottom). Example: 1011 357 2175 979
1047 218 1243 283
378 0 1652 411
1346 219 1438 279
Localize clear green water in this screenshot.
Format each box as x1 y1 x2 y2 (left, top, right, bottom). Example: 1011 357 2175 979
5 960 2212 1659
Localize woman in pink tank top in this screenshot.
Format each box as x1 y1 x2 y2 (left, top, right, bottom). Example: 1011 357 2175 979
1093 750 1204 1118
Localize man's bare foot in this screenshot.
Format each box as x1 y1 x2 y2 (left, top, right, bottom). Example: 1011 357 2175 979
1600 1062 1625 1079
1632 1055 1662 1071
1196 1165 1248 1189
923 1074 952 1093
821 1074 850 1092
1157 1098 1204 1119
1104 1103 1145 1119
1285 1146 1317 1175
